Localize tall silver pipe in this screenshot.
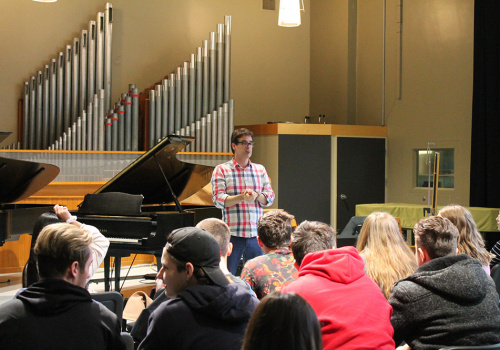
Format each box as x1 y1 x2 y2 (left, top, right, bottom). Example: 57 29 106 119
87 101 93 150
22 82 29 149
124 95 132 151
49 59 57 147
63 132 68 151
155 84 162 143
98 89 105 150
42 65 50 149
168 75 175 135
175 67 182 133
71 38 80 126
211 112 217 152
161 80 168 139
111 110 118 151
217 106 223 152
104 3 113 111
189 54 196 125
87 21 96 107
222 103 228 152
224 16 231 102
117 103 125 151
131 87 139 151
105 116 112 151
228 99 234 149
206 113 212 153
79 30 88 117
182 62 189 129
200 116 206 152
64 45 72 133
71 124 76 150
149 89 156 149
56 52 64 139
95 13 104 95
29 76 36 150
77 116 82 151
195 47 203 122
195 120 201 152
202 40 209 117
216 24 224 108
36 71 43 149
92 95 99 151
209 32 216 113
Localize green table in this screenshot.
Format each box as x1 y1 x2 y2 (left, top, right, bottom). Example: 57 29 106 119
356 203 500 232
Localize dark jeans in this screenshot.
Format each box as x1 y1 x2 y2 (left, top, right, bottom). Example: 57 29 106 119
227 236 263 275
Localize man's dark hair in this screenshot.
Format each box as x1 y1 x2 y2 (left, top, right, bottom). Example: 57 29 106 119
290 221 336 267
258 210 294 249
168 252 212 285
230 128 254 154
414 216 458 259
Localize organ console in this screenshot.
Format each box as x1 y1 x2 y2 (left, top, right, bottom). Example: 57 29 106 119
76 135 221 291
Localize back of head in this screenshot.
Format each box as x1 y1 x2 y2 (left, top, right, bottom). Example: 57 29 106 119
414 216 458 259
31 212 60 246
291 221 336 267
258 210 294 249
242 292 322 350
438 205 492 265
355 212 417 299
196 218 231 256
34 223 92 280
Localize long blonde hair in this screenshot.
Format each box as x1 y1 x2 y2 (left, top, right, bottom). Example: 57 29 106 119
356 212 417 299
438 205 493 266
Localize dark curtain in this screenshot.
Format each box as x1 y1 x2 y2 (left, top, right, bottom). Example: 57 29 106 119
470 1 500 208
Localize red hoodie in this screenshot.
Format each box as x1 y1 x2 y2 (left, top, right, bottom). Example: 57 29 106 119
282 246 395 350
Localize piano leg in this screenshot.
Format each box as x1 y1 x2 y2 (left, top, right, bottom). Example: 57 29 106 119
104 256 110 291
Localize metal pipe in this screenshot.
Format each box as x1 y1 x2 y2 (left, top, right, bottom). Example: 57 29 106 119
175 67 182 133
124 95 132 151
217 106 223 152
182 62 189 129
63 132 68 151
87 21 96 108
161 80 168 139
49 59 57 147
77 116 82 151
202 40 209 117
104 3 113 111
56 52 64 139
42 65 50 149
105 116 112 151
87 101 93 150
224 16 231 102
200 116 206 152
222 103 228 152
80 30 88 117
155 84 162 143
206 113 212 153
64 45 72 133
29 76 36 150
168 74 175 135
72 38 80 126
195 47 203 122
95 13 104 94
111 109 118 151
211 111 217 152
36 71 43 149
149 89 156 149
216 24 224 108
195 120 201 152
92 95 99 150
117 103 125 151
228 99 234 151
209 32 216 113
98 89 105 150
22 82 29 149
189 54 196 125
131 87 139 151
71 124 76 150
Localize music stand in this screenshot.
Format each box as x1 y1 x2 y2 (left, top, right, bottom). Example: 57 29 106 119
337 216 366 247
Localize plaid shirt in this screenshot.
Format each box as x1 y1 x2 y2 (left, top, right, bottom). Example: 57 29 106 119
211 158 274 238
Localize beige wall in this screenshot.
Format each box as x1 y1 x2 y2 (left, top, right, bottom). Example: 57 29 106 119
0 0 310 146
310 0 474 206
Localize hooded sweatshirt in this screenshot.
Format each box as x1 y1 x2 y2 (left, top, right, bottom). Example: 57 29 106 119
281 246 395 350
389 254 500 350
138 283 259 350
0 279 124 350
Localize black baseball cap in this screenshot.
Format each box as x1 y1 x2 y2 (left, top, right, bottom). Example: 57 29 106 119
166 227 229 287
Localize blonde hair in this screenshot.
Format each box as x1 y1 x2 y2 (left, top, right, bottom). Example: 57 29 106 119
356 212 417 299
438 205 493 265
34 223 92 279
196 218 231 256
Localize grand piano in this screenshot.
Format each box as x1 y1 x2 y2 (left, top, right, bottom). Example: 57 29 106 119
0 156 60 246
77 135 222 291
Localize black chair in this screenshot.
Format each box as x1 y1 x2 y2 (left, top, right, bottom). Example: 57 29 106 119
440 344 500 350
490 264 500 295
92 291 124 325
337 216 366 247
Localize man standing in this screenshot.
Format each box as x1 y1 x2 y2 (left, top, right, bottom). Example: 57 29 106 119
211 127 275 274
240 210 299 299
389 216 500 350
282 220 395 350
0 223 124 350
138 227 259 350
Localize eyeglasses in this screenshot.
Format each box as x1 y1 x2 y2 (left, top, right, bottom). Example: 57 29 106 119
235 141 256 147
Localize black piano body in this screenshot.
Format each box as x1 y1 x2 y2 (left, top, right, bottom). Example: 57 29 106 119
0 156 60 246
76 135 222 291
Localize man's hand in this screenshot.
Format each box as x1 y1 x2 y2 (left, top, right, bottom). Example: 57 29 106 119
242 189 258 203
53 204 71 222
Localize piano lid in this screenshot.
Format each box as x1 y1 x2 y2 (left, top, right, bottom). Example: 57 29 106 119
0 156 60 203
93 135 215 205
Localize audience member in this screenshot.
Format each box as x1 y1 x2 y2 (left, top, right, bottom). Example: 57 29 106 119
438 205 493 273
138 227 259 350
282 221 395 350
489 212 500 267
240 210 298 299
22 204 109 288
211 127 275 274
0 223 124 349
130 218 255 344
389 216 500 349
241 292 322 350
356 212 417 299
